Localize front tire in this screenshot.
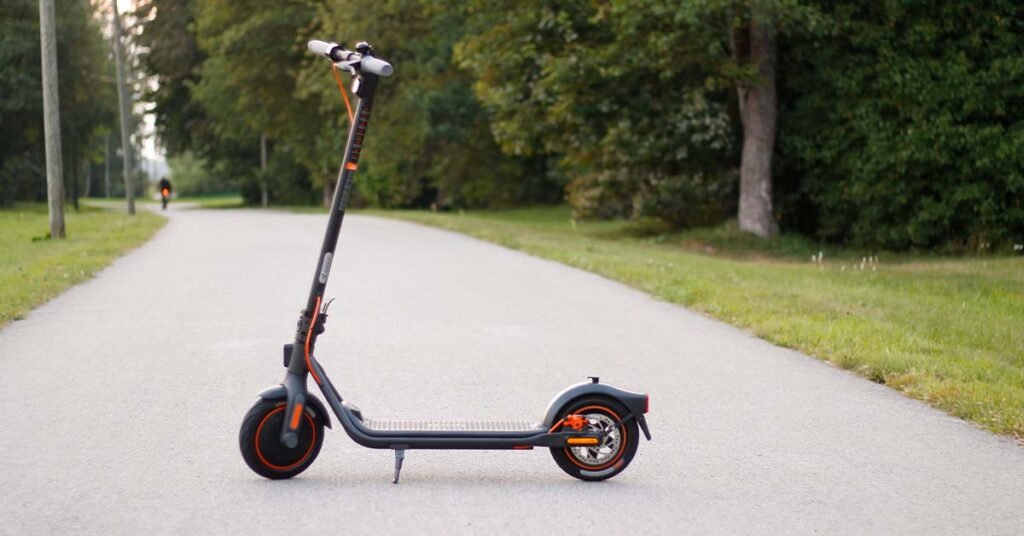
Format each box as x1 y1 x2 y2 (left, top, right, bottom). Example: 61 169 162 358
550 397 639 481
239 398 324 479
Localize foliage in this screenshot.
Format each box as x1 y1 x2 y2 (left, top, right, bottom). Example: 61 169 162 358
304 0 558 209
134 0 206 156
129 0 1024 248
165 151 236 196
456 1 741 225
190 0 320 204
0 0 118 206
778 1 1024 249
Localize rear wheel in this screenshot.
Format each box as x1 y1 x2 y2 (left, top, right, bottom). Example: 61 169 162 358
549 397 639 481
239 398 324 479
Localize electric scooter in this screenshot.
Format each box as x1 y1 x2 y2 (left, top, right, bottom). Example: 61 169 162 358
238 39 651 484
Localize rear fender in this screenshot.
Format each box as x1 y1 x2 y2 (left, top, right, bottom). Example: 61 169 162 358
257 384 332 428
541 380 648 430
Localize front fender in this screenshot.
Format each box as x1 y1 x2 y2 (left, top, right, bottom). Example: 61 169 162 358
541 380 648 428
257 384 332 428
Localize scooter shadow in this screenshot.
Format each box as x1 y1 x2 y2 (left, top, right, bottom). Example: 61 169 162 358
245 468 645 492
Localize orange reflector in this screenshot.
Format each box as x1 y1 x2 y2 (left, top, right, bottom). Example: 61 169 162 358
161 188 169 196
345 162 358 171
290 403 304 430
567 437 599 446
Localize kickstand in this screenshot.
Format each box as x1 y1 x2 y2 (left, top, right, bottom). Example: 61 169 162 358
392 448 405 484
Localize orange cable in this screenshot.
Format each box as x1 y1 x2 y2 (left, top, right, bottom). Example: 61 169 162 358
305 295 323 385
331 65 354 124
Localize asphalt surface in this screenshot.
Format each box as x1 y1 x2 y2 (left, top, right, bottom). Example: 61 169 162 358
1 205 1022 535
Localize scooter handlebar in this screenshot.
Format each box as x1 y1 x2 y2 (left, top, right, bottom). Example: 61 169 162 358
307 40 337 59
358 56 393 77
307 39 393 77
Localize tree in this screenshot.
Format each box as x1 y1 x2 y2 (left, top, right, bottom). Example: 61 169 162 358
776 1 1024 248
303 0 551 209
1 0 117 208
193 0 318 207
732 6 779 238
457 1 738 225
134 0 207 156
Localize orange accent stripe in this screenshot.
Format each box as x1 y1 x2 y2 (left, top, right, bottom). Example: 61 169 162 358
290 403 304 430
305 296 323 385
345 162 358 171
331 65 354 124
254 406 317 472
567 437 599 446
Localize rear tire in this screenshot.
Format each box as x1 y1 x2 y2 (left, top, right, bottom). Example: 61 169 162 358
549 397 639 481
239 398 324 479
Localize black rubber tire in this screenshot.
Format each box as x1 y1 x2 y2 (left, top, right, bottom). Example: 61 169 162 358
239 398 325 479
550 397 639 482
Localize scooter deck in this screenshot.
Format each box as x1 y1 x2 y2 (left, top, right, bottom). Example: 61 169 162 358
364 419 541 433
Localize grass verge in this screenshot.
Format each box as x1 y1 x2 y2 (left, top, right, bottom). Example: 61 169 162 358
179 193 244 209
0 203 165 328
374 206 1024 441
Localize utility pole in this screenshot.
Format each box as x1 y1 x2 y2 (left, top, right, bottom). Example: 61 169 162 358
111 0 135 215
38 0 65 238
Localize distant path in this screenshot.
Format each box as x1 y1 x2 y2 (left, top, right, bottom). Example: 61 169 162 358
1 207 1022 534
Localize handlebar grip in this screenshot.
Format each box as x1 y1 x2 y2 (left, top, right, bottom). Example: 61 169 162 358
359 56 394 77
307 40 337 58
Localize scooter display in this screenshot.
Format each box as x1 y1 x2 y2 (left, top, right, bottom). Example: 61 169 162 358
238 39 651 483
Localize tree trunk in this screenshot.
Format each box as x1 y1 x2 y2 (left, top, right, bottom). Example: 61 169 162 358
259 132 268 208
71 150 79 211
39 0 65 238
737 15 778 239
111 1 135 215
322 168 334 208
84 156 92 198
104 133 111 198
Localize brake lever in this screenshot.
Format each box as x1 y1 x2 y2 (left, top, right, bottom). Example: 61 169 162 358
321 297 336 314
333 61 357 73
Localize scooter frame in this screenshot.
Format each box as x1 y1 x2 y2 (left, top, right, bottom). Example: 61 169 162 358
254 41 650 482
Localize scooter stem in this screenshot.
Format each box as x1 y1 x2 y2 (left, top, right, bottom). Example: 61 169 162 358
285 72 380 378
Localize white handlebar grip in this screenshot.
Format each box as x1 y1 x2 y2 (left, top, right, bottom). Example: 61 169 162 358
307 40 335 58
360 56 394 77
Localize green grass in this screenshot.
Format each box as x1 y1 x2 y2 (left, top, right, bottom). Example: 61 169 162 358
179 193 244 209
373 206 1024 441
97 193 244 209
0 203 166 328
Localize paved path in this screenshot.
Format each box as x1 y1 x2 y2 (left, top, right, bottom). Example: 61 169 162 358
1 207 1022 535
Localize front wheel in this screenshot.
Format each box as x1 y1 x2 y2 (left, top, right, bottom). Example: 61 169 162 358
239 398 324 479
550 397 639 481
